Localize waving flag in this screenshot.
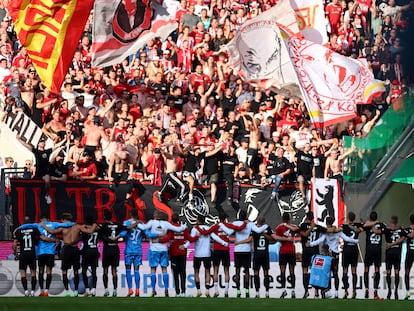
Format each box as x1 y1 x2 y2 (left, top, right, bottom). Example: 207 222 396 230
92 0 177 68
290 0 328 44
287 36 380 127
8 0 93 94
225 1 301 96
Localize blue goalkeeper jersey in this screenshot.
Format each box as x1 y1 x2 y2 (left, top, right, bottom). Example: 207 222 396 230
19 221 74 256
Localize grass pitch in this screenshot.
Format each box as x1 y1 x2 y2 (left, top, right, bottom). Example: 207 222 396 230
0 297 411 311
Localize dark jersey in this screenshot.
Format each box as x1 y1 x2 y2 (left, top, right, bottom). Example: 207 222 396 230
34 148 53 177
267 154 291 176
296 150 313 179
312 154 325 178
203 151 221 175
183 151 205 173
341 223 363 248
405 227 414 252
251 227 273 256
364 222 386 251
99 222 127 249
299 222 327 249
14 227 40 256
80 229 100 256
221 153 239 175
384 226 406 252
49 162 69 178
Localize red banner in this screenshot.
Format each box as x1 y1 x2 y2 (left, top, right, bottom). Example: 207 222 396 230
10 180 314 231
8 0 93 93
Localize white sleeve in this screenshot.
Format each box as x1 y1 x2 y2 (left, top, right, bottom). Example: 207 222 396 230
339 232 359 244
219 223 234 236
309 234 326 247
137 220 152 231
164 221 186 233
190 227 198 238
211 232 228 246
251 223 268 233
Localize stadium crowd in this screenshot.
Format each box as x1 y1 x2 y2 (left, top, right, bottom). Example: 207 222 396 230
0 0 413 206
1 0 414 300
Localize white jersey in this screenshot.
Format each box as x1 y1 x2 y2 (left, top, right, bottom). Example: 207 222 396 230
310 231 359 254
140 219 186 252
220 221 268 253
191 225 213 258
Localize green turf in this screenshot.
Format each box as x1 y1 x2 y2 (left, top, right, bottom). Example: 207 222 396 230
0 297 411 311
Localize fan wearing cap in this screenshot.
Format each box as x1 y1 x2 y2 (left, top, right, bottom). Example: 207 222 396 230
71 151 97 180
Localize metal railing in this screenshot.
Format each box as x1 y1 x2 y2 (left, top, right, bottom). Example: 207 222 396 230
0 167 26 240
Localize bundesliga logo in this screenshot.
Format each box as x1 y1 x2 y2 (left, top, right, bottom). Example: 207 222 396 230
313 257 325 267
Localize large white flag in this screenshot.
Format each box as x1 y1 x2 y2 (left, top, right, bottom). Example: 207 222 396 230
287 36 379 127
225 1 301 96
92 0 177 68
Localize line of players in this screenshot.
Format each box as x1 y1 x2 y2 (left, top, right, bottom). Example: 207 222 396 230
13 209 414 300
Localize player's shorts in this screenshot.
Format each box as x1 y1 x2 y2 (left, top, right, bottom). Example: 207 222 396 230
19 252 36 271
194 257 212 270
182 171 196 180
212 250 230 267
148 250 169 268
102 247 120 268
385 249 402 270
234 252 251 269
202 173 219 185
279 253 296 266
170 255 187 272
38 254 55 268
405 250 414 270
253 253 270 271
301 248 318 268
124 254 143 267
342 246 358 267
82 251 100 269
364 248 382 267
61 245 81 270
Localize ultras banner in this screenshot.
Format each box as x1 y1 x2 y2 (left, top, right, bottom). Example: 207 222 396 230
10 180 314 230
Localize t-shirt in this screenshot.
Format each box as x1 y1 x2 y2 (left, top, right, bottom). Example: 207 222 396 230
275 223 296 255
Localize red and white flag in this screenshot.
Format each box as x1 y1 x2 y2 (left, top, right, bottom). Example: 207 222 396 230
287 36 378 127
290 0 328 44
311 178 344 228
92 0 177 68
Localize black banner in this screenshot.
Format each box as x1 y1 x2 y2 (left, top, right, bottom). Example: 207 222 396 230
10 179 309 229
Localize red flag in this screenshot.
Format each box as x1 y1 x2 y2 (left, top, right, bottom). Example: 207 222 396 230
92 0 178 68
8 0 93 94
